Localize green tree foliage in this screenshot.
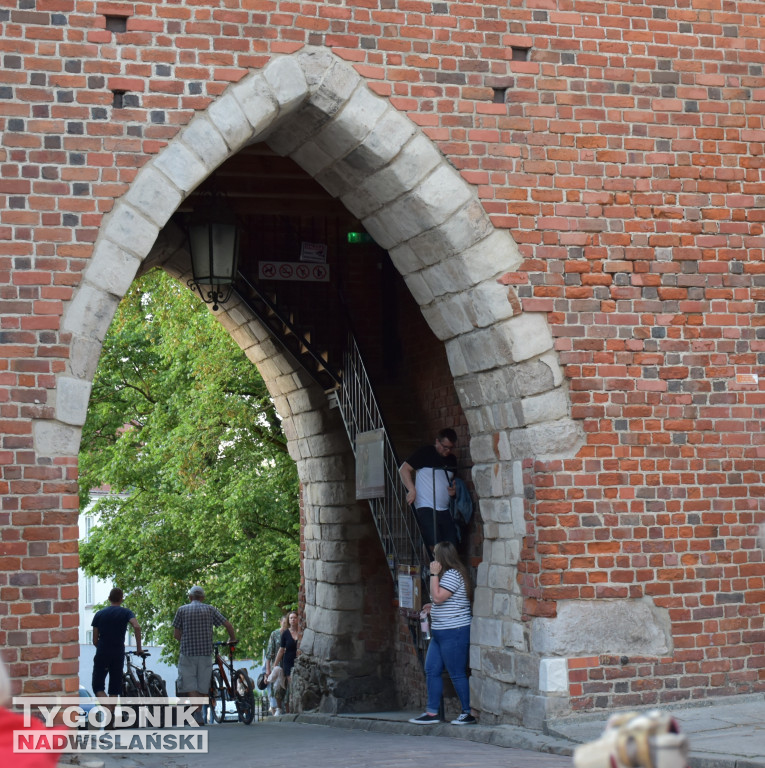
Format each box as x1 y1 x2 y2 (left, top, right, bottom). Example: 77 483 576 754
79 269 300 662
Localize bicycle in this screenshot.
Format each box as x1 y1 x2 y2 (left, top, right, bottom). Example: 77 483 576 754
208 641 255 725
123 650 168 698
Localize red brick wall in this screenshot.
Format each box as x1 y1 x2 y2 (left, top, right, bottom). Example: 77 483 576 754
1 0 764 707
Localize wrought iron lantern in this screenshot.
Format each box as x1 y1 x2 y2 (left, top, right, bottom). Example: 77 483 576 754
185 189 240 311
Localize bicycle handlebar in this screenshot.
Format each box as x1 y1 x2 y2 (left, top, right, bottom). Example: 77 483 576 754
213 640 238 647
127 650 150 657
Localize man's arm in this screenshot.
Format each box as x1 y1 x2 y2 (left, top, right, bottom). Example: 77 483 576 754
223 620 236 642
92 627 99 646
129 617 142 653
174 627 182 642
399 461 416 505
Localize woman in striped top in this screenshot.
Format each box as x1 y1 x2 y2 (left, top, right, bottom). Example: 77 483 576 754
409 541 476 725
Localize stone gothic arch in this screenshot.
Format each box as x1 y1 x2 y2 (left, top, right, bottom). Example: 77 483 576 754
41 47 586 723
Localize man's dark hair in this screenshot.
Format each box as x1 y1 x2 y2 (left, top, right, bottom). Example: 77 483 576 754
437 428 458 444
108 588 124 603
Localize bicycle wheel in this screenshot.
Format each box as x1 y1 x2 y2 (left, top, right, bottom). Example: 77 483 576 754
234 670 255 725
146 672 167 698
209 670 227 723
122 672 139 698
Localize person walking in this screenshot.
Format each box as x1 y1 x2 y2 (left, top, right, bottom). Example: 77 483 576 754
399 428 459 556
91 587 142 724
172 585 236 725
409 541 476 725
265 614 288 715
273 610 299 714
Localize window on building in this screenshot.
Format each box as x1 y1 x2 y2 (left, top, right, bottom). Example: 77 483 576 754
85 516 93 541
85 630 93 645
85 576 94 606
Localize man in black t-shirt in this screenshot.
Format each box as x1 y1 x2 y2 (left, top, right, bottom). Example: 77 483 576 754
91 587 142 705
399 428 459 555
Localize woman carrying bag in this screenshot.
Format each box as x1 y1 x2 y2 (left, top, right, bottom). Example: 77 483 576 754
409 541 476 725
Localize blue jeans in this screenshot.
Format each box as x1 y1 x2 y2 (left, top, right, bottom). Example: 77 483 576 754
425 624 471 714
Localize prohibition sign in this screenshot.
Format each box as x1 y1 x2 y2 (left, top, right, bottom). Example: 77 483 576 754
296 264 309 279
313 265 327 280
262 263 276 278
279 263 293 278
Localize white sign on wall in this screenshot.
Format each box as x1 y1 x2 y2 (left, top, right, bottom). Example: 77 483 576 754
258 261 330 282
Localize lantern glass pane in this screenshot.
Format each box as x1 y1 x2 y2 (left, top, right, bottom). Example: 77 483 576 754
188 223 212 283
210 223 237 284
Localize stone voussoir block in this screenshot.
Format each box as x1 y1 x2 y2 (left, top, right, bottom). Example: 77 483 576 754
178 115 230 173
263 53 310 113
231 73 281 141
124 165 184 230
83 240 141 299
33 421 82 459
54 377 92 427
153 140 209 196
313 85 388 162
521 386 570 425
101 202 159 262
62 284 120 342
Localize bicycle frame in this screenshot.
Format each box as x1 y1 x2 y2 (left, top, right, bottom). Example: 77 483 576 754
212 642 238 697
124 652 149 696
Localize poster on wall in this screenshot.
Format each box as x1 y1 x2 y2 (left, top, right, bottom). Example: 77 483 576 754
300 242 328 263
397 565 421 611
355 428 385 500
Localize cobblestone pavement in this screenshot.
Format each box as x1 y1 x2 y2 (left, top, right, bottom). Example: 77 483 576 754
87 719 573 768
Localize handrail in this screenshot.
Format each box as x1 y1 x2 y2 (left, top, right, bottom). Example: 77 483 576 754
234 272 342 389
337 332 425 579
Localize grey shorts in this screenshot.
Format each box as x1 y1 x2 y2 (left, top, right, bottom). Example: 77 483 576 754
177 654 212 694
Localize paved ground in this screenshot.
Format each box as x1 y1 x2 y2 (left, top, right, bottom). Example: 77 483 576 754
81 719 573 768
61 693 765 768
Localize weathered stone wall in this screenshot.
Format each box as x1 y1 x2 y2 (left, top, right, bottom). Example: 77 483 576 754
1 0 764 728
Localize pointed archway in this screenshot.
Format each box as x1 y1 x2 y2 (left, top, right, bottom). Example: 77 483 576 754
42 47 584 722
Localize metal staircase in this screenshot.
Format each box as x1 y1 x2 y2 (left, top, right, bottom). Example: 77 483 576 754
232 273 426 585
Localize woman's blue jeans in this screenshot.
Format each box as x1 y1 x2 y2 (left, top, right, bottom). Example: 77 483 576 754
425 624 471 714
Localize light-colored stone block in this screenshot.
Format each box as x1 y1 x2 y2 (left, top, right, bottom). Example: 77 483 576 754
313 86 388 161
84 240 141 298
336 107 417 182
179 115 230 171
539 657 569 693
62 284 120 341
360 133 441 207
472 616 503 648
55 377 92 426
494 312 554 363
124 165 184 230
101 203 159 261
531 597 673 656
459 229 522 283
521 386 570 425
33 420 82 458
231 74 280 141
263 54 309 112
207 91 253 153
153 141 209 195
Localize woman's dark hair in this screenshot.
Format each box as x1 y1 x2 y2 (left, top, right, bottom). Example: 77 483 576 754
433 541 472 601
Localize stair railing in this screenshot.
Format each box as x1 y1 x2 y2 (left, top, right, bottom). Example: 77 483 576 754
337 332 425 580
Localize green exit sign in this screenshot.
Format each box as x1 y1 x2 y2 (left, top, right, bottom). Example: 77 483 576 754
347 231 374 244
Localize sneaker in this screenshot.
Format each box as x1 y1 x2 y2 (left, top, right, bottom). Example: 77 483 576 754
451 713 477 725
408 712 441 724
274 709 282 716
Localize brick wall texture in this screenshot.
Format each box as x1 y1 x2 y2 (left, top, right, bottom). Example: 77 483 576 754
1 0 764 712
